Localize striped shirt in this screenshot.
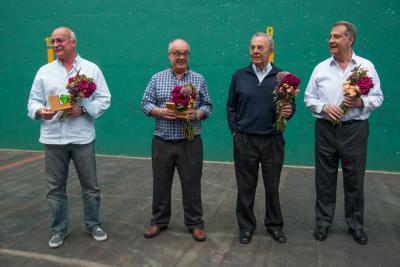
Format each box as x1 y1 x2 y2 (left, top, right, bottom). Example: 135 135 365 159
141 68 213 140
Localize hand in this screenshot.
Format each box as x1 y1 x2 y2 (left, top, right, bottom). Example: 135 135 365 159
322 104 343 121
37 108 57 120
343 96 364 108
67 104 82 118
159 108 176 120
280 104 293 118
187 108 200 120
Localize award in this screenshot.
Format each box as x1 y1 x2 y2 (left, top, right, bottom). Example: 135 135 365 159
166 102 188 119
48 95 72 112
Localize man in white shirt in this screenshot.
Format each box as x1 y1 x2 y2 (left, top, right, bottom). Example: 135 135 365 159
27 26 111 248
304 21 383 245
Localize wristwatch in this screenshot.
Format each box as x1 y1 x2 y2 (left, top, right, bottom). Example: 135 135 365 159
81 106 87 114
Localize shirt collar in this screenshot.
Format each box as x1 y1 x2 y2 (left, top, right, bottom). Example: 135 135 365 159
252 62 271 73
329 51 358 66
169 67 190 78
56 54 81 66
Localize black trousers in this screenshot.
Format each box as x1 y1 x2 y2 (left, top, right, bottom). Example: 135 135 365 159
315 119 368 231
150 135 204 229
233 133 285 232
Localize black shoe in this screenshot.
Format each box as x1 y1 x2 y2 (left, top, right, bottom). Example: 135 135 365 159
239 231 253 244
314 226 328 241
267 228 287 243
349 228 368 245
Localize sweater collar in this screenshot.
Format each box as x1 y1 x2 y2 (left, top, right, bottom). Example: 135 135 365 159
245 62 280 76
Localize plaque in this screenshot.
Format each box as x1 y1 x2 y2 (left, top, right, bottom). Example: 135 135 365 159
48 95 72 112
166 102 188 120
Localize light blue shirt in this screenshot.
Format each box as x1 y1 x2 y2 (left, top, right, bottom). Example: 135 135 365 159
27 55 111 144
304 52 383 121
252 62 272 84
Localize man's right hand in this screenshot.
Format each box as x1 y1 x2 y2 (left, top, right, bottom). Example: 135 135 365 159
155 107 176 120
322 104 343 121
37 108 57 120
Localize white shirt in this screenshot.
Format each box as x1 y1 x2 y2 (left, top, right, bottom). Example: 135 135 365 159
304 52 383 120
27 55 111 144
252 62 272 84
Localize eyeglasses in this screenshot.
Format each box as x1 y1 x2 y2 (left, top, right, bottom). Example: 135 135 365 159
169 51 190 58
50 38 69 45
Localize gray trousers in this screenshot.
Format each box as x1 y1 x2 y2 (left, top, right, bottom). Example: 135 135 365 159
44 140 101 234
150 135 204 229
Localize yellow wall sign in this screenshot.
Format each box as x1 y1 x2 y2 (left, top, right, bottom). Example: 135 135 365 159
45 36 54 63
266 26 274 63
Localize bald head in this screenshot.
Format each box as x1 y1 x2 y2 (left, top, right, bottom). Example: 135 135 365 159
52 26 77 42
51 26 77 62
168 38 190 74
168 39 190 52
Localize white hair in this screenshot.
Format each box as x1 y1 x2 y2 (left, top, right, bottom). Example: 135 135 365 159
168 38 190 52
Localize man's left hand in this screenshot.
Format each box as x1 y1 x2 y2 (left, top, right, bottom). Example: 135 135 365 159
280 104 293 118
68 104 82 117
343 96 364 108
187 108 200 120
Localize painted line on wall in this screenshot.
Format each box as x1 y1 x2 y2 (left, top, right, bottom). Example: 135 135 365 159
0 248 116 267
0 154 44 171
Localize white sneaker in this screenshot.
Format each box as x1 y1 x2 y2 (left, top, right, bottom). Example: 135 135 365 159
48 233 64 248
90 227 107 241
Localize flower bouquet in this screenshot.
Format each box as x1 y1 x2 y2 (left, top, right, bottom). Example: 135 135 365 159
57 69 96 121
333 65 374 125
273 71 301 132
166 83 197 140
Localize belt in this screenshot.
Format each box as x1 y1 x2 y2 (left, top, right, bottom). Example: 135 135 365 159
155 136 191 143
317 118 363 127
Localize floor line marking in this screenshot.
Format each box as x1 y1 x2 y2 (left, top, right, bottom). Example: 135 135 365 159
0 154 44 171
0 248 116 267
0 148 399 175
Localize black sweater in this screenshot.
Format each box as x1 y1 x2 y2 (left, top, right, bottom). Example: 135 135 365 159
227 64 296 135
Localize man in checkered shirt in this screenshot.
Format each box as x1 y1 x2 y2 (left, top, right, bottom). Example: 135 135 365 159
141 39 212 241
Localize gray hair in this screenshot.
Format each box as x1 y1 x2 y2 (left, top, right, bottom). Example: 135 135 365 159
168 38 190 52
251 32 274 50
333 21 357 46
70 30 77 41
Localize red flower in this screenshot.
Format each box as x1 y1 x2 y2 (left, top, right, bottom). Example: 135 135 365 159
279 73 301 87
357 76 374 95
171 85 195 109
79 80 89 89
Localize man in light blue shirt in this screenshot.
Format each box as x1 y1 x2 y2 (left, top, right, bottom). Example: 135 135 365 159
27 26 111 248
304 21 383 245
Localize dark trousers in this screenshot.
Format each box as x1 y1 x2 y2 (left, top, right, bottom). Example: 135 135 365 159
315 119 368 230
233 133 285 232
150 135 204 229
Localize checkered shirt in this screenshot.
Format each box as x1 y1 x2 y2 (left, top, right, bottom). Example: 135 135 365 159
141 68 213 140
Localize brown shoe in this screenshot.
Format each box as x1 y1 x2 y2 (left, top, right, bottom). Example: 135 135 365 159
144 226 166 238
191 228 206 241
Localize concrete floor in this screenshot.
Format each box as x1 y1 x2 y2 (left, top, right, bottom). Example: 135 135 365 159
0 149 399 267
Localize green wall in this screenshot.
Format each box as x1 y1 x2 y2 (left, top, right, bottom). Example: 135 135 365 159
1 0 399 171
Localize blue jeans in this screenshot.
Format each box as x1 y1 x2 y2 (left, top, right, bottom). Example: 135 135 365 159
44 141 101 235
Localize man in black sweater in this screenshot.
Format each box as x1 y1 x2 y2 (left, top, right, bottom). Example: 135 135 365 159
227 32 295 244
